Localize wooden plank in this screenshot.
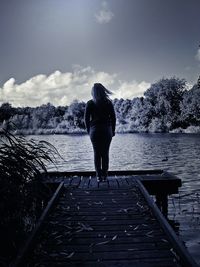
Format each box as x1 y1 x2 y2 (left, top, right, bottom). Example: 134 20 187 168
70 176 81 187
30 250 174 261
32 259 177 267
50 235 171 245
87 176 92 188
43 242 171 252
78 176 85 188
88 176 98 188
51 211 153 217
51 219 159 228
107 176 119 188
139 172 182 195
47 170 182 198
125 176 137 187
47 169 164 178
116 176 130 188
63 176 72 187
10 182 64 267
64 190 135 197
98 180 109 189
51 241 167 251
136 180 198 267
78 176 90 189
50 215 156 223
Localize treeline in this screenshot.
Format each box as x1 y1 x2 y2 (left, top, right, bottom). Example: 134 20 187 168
0 77 200 134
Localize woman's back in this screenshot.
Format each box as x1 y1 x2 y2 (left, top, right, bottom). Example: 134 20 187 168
86 99 114 126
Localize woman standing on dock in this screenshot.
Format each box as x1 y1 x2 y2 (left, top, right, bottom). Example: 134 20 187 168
84 83 116 182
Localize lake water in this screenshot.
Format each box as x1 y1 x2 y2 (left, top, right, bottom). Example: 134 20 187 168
30 133 200 265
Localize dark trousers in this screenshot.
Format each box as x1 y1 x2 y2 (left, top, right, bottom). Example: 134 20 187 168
90 125 112 177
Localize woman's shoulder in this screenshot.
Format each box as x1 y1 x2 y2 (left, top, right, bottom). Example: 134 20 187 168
107 99 113 106
86 99 94 105
86 99 95 109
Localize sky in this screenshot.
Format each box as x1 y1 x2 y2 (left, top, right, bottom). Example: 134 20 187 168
0 0 200 107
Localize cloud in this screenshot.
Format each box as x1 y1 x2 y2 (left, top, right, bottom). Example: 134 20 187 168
95 1 114 24
115 81 150 99
0 66 150 107
195 48 200 62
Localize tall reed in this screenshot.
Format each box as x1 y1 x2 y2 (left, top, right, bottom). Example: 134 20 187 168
0 126 59 264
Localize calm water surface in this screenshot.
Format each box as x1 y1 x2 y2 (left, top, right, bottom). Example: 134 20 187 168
30 133 200 264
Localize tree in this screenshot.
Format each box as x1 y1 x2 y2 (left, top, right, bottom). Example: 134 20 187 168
144 77 186 130
64 100 86 129
180 84 200 127
0 103 14 122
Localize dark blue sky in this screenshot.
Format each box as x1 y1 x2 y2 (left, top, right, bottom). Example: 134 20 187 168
0 0 200 106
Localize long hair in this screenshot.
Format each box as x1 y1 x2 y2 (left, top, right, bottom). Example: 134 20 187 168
91 83 113 104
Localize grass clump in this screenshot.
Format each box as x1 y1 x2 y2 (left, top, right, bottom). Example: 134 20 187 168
0 126 59 264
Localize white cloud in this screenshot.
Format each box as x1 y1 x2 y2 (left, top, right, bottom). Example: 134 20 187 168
0 66 150 107
195 48 200 62
95 1 114 24
115 80 150 99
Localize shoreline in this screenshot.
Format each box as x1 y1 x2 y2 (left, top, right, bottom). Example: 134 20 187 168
9 126 200 135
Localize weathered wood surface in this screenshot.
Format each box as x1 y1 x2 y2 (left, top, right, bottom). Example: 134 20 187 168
45 170 182 196
10 182 65 267
25 176 190 267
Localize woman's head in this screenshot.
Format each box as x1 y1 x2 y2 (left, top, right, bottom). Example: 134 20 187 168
91 83 113 103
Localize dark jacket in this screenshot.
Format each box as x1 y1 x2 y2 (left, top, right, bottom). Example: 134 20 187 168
84 99 116 135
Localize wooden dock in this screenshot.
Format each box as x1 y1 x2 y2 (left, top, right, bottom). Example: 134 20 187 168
13 171 198 267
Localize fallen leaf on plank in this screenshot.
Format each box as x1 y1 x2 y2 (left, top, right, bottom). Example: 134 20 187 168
67 252 75 258
162 238 168 243
136 202 143 209
95 240 110 246
89 243 94 253
112 235 117 240
59 224 72 229
146 230 153 235
94 201 103 205
55 235 63 240
146 230 154 237
142 224 148 227
126 232 132 236
50 231 59 236
79 222 94 231
60 252 69 256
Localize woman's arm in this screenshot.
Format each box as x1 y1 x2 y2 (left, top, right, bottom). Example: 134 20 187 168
84 102 90 133
110 102 116 136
